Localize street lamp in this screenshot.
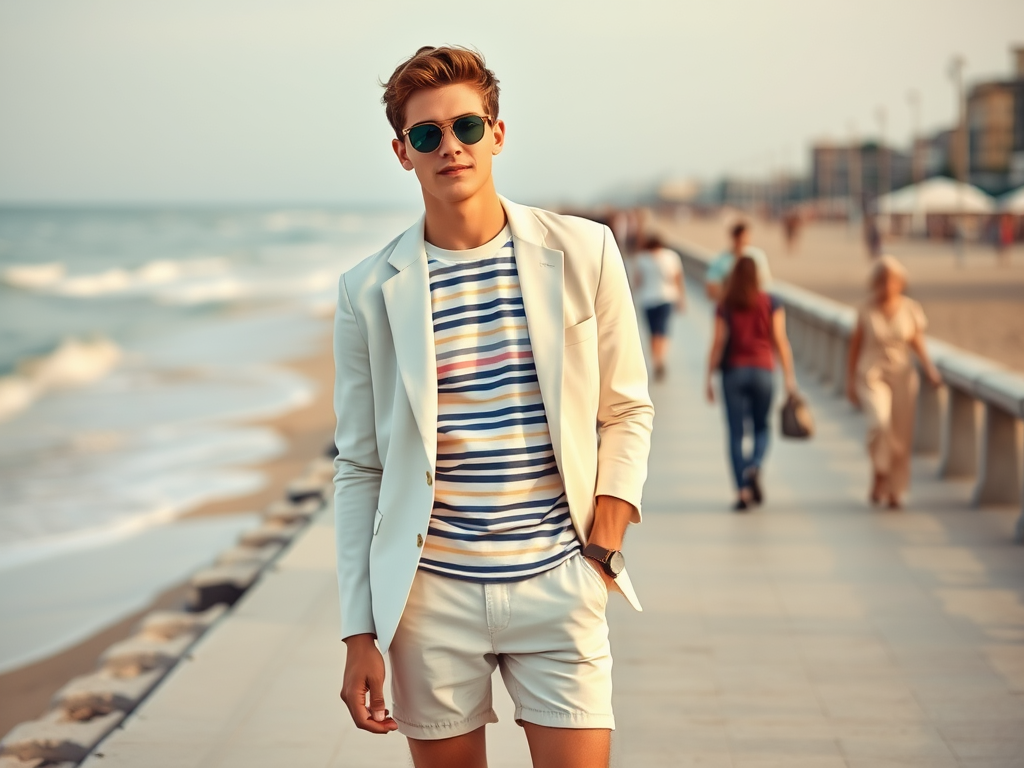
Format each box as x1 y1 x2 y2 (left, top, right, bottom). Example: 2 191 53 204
949 55 968 265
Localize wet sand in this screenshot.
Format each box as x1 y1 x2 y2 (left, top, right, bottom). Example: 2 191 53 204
0 329 336 736
656 213 1024 372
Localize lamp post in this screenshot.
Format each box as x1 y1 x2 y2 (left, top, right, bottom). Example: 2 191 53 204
848 121 862 233
907 90 923 236
949 55 968 266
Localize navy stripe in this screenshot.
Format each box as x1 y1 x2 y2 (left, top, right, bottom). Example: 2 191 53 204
430 268 519 292
438 373 539 395
437 443 554 462
418 546 578 574
433 307 526 333
439 362 536 387
437 456 556 474
431 496 567 515
437 415 548 434
428 520 573 542
428 252 515 279
432 295 523 322
438 402 546 423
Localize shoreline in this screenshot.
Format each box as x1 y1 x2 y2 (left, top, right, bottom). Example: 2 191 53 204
0 328 336 737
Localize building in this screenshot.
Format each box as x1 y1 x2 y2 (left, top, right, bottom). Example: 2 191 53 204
810 141 912 210
965 47 1024 194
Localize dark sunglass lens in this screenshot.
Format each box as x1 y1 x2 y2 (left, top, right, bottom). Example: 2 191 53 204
453 116 486 145
408 124 442 153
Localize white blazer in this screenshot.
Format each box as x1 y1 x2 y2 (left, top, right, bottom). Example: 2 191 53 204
332 197 654 653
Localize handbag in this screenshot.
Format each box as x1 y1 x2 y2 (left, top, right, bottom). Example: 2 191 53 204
780 392 814 439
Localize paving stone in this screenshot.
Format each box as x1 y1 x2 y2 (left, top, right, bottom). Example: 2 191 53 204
52 668 166 718
99 633 195 676
0 710 123 763
138 604 228 640
238 522 304 548
262 498 320 524
215 543 283 567
187 562 264 610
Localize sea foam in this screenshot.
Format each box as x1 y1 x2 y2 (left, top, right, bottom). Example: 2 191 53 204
0 337 122 422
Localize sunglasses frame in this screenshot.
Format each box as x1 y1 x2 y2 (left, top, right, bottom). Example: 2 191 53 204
401 114 492 153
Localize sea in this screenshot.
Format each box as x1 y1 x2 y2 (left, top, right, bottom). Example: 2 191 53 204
0 206 414 672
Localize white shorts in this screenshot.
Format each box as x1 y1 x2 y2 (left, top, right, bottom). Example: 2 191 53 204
388 553 614 740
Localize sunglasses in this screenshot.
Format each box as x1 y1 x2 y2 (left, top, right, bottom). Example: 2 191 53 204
402 114 491 154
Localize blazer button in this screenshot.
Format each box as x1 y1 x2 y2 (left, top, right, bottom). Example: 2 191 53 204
416 533 423 548
426 471 433 486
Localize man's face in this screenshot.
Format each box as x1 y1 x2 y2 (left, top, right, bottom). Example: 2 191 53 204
392 83 505 206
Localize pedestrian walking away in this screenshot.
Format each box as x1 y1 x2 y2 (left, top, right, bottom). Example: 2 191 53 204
704 221 773 302
332 45 654 768
631 234 685 381
704 256 797 511
846 255 941 509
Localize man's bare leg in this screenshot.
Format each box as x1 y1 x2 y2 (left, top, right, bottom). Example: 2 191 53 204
523 723 611 768
408 726 488 768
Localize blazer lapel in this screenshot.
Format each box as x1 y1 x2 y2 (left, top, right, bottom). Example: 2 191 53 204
381 218 437 462
503 198 566 473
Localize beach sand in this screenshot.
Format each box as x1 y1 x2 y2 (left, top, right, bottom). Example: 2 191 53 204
656 213 1024 372
0 328 337 736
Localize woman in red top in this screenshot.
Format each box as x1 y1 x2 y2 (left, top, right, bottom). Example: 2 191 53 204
705 257 798 510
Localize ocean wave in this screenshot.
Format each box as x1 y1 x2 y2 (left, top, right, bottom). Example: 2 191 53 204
0 337 122 423
2 257 230 298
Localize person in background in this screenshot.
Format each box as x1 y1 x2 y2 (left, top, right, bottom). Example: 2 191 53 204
782 209 802 256
997 213 1014 265
705 257 797 511
704 222 772 302
631 234 685 381
863 215 883 259
846 255 941 510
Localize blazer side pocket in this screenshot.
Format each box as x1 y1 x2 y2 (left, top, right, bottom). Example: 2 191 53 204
564 315 597 346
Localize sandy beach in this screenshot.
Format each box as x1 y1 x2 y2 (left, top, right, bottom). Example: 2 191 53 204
656 213 1024 373
0 328 336 737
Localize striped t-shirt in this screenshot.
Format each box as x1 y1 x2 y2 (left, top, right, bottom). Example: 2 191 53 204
418 225 580 582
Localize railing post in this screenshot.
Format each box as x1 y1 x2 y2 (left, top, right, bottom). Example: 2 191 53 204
832 331 850 397
939 386 978 478
972 404 1023 507
914 379 945 455
819 322 836 385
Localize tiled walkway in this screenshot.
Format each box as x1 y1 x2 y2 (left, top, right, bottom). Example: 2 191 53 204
85 288 1024 767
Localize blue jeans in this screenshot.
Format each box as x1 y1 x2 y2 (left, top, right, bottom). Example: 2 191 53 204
721 367 775 491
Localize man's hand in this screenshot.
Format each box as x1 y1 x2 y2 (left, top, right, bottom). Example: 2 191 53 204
584 556 618 593
340 634 398 734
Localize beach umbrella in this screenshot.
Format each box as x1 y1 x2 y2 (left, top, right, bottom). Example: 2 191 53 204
877 177 995 215
998 185 1024 213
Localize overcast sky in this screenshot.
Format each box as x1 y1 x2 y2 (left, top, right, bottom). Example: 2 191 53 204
1 0 1022 207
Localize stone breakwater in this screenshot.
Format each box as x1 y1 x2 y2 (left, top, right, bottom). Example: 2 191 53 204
0 447 338 767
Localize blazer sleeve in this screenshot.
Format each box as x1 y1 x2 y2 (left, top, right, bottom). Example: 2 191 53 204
593 226 655 523
332 274 382 640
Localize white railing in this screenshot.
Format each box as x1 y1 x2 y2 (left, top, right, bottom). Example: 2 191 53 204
671 240 1024 540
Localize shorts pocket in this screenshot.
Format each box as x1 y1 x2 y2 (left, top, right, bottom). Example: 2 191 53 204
578 555 610 602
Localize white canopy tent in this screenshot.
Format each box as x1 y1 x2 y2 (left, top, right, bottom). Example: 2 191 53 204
877 177 996 215
998 185 1024 214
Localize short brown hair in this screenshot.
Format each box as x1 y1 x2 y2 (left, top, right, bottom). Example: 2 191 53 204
381 46 500 140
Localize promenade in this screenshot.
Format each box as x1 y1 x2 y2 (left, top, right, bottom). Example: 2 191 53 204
80 286 1024 767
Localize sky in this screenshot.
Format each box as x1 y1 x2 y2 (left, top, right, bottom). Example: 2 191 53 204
0 0 1022 207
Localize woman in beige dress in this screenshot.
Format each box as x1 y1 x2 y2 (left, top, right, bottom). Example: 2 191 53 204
846 256 941 509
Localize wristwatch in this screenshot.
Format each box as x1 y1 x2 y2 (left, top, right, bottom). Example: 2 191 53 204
582 543 625 578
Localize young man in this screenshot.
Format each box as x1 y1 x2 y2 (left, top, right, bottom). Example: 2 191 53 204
332 46 653 768
704 221 772 302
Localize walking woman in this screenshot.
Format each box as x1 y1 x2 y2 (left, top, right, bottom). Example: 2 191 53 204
846 255 941 509
631 235 685 381
705 256 797 511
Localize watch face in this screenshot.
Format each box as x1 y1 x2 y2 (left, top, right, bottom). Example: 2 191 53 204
608 551 625 576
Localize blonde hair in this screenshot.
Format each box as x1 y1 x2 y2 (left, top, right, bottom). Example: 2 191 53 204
870 254 907 292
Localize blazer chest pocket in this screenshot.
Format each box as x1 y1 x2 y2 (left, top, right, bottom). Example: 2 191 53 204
373 509 383 535
564 315 597 346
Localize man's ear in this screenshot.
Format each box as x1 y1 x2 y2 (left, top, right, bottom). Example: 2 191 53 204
491 119 506 156
392 138 415 171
